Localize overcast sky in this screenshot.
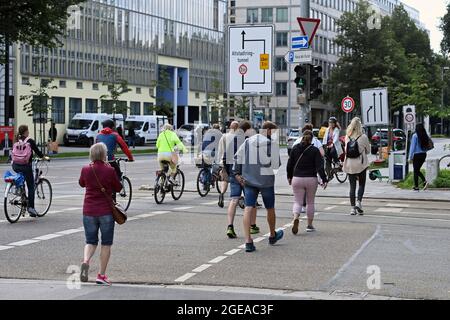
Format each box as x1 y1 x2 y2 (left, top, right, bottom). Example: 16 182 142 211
401 0 447 53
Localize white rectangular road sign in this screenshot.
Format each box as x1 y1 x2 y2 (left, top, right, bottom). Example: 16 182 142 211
284 49 313 64
228 25 273 94
361 87 389 126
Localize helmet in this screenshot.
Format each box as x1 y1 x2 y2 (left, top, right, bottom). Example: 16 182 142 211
102 119 115 129
328 117 337 123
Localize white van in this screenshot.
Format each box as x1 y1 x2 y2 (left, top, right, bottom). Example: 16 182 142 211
64 113 124 146
125 115 168 145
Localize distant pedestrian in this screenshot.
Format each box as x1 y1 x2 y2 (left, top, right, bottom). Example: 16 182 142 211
287 130 327 234
127 124 136 149
117 124 124 140
79 143 123 286
409 123 433 191
343 117 370 215
323 117 343 167
48 123 57 142
234 121 282 252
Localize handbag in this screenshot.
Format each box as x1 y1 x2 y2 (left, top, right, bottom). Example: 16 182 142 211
163 131 178 165
90 164 127 225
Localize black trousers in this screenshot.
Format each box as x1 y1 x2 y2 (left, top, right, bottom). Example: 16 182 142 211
348 169 367 207
413 153 427 188
12 163 35 208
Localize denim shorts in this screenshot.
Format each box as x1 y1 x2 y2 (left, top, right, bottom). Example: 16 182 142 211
83 214 115 246
229 175 244 199
244 185 275 209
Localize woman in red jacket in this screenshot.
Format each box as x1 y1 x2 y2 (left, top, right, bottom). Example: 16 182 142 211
79 142 122 286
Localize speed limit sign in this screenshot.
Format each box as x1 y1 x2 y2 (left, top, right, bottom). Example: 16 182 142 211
341 96 355 113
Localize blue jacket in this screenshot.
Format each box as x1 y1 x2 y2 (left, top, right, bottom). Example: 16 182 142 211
409 133 426 160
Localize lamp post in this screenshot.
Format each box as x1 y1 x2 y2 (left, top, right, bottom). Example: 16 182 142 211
442 66 450 135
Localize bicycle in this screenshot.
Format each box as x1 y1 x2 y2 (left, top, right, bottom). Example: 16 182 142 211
154 161 185 204
110 158 132 211
196 160 224 197
324 145 348 184
3 158 52 223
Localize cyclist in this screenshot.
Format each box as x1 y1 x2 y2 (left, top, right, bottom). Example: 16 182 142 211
96 119 134 180
322 117 343 169
200 124 223 190
156 123 187 184
11 125 49 217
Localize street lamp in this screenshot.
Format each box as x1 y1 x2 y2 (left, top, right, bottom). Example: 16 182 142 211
441 66 450 135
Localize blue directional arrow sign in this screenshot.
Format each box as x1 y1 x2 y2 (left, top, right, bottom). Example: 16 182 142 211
292 36 309 49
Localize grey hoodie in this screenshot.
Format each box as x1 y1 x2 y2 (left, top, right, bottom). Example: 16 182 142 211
233 134 281 189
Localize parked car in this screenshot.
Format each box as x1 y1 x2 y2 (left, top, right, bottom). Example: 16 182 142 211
287 129 300 156
371 128 406 154
177 123 209 145
125 115 168 145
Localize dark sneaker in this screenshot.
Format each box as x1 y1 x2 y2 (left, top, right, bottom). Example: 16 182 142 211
306 225 316 233
269 230 284 245
250 225 260 234
227 226 237 239
218 193 224 208
292 219 300 235
80 263 89 283
413 187 420 191
27 208 38 218
245 242 256 252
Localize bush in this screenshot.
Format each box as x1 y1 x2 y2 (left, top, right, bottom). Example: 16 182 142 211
433 169 450 188
397 170 425 189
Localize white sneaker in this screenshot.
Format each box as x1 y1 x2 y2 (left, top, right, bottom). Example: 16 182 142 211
301 206 306 213
355 201 364 215
350 208 357 215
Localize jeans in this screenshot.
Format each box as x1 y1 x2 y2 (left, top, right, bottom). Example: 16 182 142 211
349 169 367 207
83 214 115 246
244 185 275 209
229 175 244 199
413 153 427 188
12 163 35 208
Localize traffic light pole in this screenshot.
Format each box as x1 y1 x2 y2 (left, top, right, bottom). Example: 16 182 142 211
298 0 310 130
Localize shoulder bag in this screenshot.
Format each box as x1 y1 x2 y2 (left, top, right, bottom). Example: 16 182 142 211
293 145 313 172
90 164 127 225
163 131 179 165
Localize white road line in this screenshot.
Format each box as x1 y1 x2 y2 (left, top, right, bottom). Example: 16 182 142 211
0 246 13 251
324 206 337 211
152 211 170 215
46 210 63 214
174 273 197 283
209 256 227 264
52 182 76 186
192 264 212 273
320 211 450 222
201 201 219 205
173 206 193 211
126 217 140 221
60 208 81 212
134 213 155 219
238 244 246 249
8 239 40 246
253 237 266 243
323 225 381 289
339 201 348 205
375 208 403 213
56 229 83 235
386 203 410 208
33 234 63 241
53 195 83 200
224 249 241 256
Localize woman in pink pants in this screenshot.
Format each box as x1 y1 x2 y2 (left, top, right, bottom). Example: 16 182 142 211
287 131 328 234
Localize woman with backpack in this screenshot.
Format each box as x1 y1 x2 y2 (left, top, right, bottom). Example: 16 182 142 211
409 123 433 191
343 118 370 215
11 125 47 217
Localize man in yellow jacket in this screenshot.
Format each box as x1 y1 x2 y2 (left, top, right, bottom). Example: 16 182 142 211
156 124 187 184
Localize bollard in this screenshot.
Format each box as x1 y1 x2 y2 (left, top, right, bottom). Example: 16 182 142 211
426 158 439 185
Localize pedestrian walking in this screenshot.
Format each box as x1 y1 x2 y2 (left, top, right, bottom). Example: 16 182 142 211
79 143 123 286
343 117 370 215
234 121 282 252
287 130 327 234
409 123 433 191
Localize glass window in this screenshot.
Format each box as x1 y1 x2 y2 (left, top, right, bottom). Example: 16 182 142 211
69 98 82 121
247 9 258 23
143 102 153 115
261 8 273 23
85 99 98 113
136 87 142 94
76 82 83 89
276 8 288 23
276 32 288 47
130 101 141 115
22 77 30 85
275 57 287 72
276 82 287 96
52 97 65 124
92 83 99 90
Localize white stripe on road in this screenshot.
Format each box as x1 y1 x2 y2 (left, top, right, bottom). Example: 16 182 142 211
224 249 241 256
253 237 266 243
53 195 83 200
375 208 403 213
52 182 76 186
192 264 212 273
386 203 410 208
324 206 337 211
0 246 13 251
8 240 40 246
201 201 219 205
60 208 81 212
134 213 155 219
56 229 83 235
152 211 170 215
33 234 64 241
339 201 348 205
209 256 228 264
173 206 193 211
174 273 197 283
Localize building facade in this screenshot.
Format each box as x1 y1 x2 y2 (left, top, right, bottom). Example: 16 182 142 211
4 0 227 144
228 0 427 129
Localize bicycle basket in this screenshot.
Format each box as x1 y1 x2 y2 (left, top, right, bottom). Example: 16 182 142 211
3 171 25 187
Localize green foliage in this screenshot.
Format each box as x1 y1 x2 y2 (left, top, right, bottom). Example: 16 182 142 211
396 169 425 189
440 3 450 55
0 0 83 64
433 170 450 188
99 64 132 117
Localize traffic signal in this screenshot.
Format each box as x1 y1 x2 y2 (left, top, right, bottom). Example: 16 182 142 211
294 65 307 91
309 65 323 100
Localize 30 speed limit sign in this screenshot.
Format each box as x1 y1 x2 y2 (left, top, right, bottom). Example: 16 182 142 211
341 96 355 113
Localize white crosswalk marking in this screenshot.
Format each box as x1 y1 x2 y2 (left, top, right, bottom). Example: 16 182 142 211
192 264 212 273
8 240 40 246
174 273 197 283
209 256 227 264
33 234 63 241
224 249 241 256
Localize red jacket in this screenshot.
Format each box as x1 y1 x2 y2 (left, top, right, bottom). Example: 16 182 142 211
96 127 134 161
79 161 122 216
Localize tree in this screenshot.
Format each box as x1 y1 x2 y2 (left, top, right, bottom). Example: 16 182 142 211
440 3 450 55
0 0 82 64
207 73 225 125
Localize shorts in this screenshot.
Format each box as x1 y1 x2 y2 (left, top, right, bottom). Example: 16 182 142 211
244 185 275 209
83 214 115 246
229 175 243 199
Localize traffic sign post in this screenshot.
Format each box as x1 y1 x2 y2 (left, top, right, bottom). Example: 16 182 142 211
403 105 416 133
360 87 389 126
284 49 313 64
297 18 321 46
228 25 274 95
342 96 355 127
292 36 309 49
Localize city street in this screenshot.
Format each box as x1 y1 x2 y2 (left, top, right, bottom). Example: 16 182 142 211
1 143 449 300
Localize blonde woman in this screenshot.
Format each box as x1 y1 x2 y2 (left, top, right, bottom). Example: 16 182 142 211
343 118 370 215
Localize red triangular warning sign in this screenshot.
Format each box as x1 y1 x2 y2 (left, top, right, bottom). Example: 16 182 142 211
297 18 321 46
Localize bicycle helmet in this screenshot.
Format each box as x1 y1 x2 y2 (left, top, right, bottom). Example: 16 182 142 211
102 119 115 129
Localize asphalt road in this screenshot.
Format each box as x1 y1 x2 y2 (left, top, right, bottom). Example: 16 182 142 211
0 148 449 300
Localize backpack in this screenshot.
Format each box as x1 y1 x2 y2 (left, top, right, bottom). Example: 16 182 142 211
12 137 32 165
346 136 362 159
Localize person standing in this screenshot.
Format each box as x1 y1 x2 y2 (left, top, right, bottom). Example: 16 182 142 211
48 123 57 142
234 121 282 252
287 130 327 234
343 117 370 215
409 123 432 191
322 117 343 167
127 124 136 149
79 143 123 285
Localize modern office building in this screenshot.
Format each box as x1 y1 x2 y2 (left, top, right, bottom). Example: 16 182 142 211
228 0 427 129
1 0 227 143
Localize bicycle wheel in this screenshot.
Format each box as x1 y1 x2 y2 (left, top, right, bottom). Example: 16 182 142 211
196 169 210 197
325 161 334 182
335 170 348 184
215 169 223 194
4 183 23 223
154 175 166 204
117 176 132 211
35 178 53 217
171 169 185 200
